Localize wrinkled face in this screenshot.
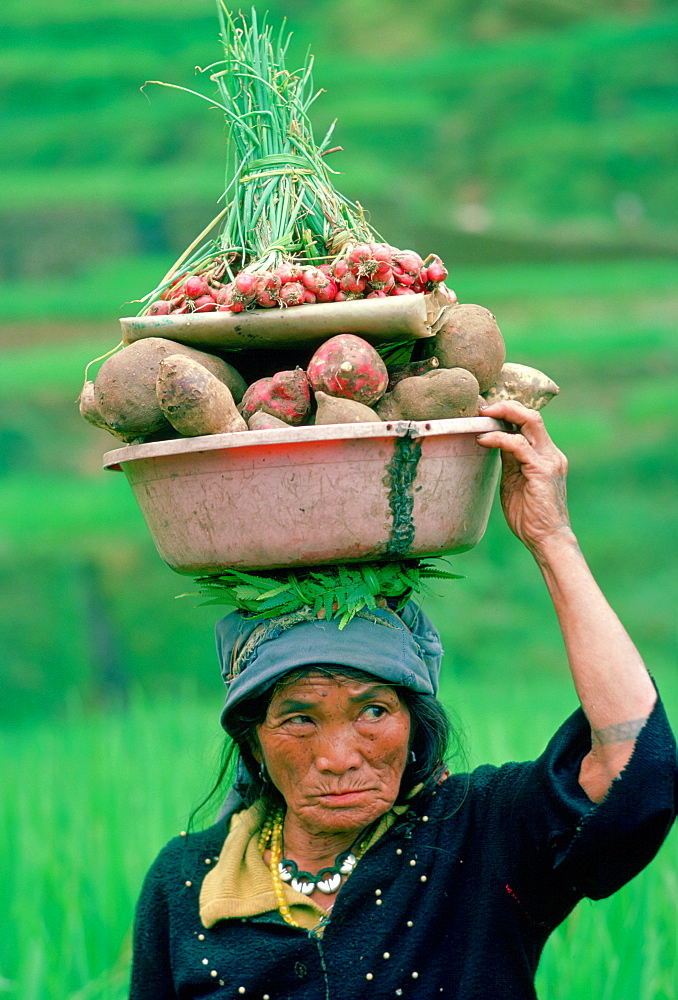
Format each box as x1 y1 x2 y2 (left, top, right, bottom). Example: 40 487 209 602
254 672 411 837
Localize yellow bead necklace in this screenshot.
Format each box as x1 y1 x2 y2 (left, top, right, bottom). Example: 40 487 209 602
259 806 298 926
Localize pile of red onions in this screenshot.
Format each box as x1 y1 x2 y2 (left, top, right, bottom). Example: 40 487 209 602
144 243 453 316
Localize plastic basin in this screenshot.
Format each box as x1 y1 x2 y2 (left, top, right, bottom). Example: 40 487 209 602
103 417 502 574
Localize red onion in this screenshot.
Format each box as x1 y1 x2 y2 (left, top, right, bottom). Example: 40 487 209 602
278 280 306 306
314 278 338 303
394 251 424 276
193 295 217 312
184 275 209 299
146 300 171 315
340 272 367 295
274 262 302 285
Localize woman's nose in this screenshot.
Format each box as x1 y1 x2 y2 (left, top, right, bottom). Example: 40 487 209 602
315 727 363 773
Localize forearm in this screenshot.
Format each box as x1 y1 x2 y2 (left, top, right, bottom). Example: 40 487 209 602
476 400 658 799
532 527 657 801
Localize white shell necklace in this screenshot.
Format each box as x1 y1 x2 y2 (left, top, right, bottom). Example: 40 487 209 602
278 849 359 895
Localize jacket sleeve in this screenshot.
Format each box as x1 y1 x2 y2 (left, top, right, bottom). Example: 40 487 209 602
129 845 178 999
506 691 676 903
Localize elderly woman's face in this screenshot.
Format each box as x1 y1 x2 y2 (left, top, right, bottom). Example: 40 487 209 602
255 672 411 837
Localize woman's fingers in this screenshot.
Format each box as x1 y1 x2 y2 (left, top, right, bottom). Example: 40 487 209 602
477 400 566 473
478 400 551 451
477 401 569 487
477 416 567 477
475 401 570 550
476 426 537 468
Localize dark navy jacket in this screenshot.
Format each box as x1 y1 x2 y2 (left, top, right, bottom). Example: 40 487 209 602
130 698 676 999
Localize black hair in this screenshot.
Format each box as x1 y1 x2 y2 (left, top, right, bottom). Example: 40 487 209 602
190 665 464 828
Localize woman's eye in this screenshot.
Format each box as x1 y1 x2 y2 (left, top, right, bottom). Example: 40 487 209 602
286 714 313 725
362 704 387 719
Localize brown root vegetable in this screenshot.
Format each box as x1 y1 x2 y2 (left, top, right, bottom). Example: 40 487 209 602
156 355 247 436
92 337 247 442
386 356 439 391
79 380 125 438
307 334 388 405
247 410 292 431
482 362 560 411
314 390 380 425
390 368 480 420
239 368 311 425
418 303 505 394
375 392 403 421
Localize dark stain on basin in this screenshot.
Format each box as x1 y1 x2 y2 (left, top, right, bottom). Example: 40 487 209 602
384 431 422 557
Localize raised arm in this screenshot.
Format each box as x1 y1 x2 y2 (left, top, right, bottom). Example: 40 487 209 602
476 400 657 803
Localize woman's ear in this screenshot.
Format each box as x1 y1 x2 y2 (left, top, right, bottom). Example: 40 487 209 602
407 716 419 751
249 736 263 765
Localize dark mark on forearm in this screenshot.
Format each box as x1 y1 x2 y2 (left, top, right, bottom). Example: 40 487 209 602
553 476 569 526
592 718 647 746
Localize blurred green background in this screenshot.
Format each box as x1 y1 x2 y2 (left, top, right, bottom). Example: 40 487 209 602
2 0 676 997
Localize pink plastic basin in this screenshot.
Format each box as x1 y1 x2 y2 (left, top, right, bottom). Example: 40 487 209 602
103 417 502 574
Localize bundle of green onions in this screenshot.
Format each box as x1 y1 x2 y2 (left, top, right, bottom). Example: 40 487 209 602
139 3 376 309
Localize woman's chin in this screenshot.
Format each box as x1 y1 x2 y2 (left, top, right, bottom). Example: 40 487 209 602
297 794 394 836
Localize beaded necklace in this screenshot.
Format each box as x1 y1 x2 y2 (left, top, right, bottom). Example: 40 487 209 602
258 805 370 928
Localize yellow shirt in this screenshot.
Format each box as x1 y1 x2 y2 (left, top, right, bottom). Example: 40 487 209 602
199 799 410 933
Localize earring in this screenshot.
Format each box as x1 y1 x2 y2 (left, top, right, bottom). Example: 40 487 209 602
410 750 417 763
259 762 269 783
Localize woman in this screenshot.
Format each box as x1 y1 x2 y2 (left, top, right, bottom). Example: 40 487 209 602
130 401 676 999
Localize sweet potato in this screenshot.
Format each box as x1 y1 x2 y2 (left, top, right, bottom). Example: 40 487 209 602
79 380 125 438
314 390 380 424
386 356 439 391
92 337 247 442
156 356 247 436
239 368 311 425
418 303 505 393
374 392 401 421
307 334 388 406
482 362 560 411
247 411 292 431
388 368 480 420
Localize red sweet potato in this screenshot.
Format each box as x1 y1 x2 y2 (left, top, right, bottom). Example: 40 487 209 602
307 334 388 406
239 368 311 425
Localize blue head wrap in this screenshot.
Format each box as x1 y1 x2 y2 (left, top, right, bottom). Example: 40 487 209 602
216 600 443 731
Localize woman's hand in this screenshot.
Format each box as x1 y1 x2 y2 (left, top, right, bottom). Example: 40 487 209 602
476 400 571 559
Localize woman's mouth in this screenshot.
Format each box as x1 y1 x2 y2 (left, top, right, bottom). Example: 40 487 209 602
317 789 373 806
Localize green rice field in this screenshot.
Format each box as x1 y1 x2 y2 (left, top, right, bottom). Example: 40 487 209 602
2 4 677 995
3 668 676 1000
